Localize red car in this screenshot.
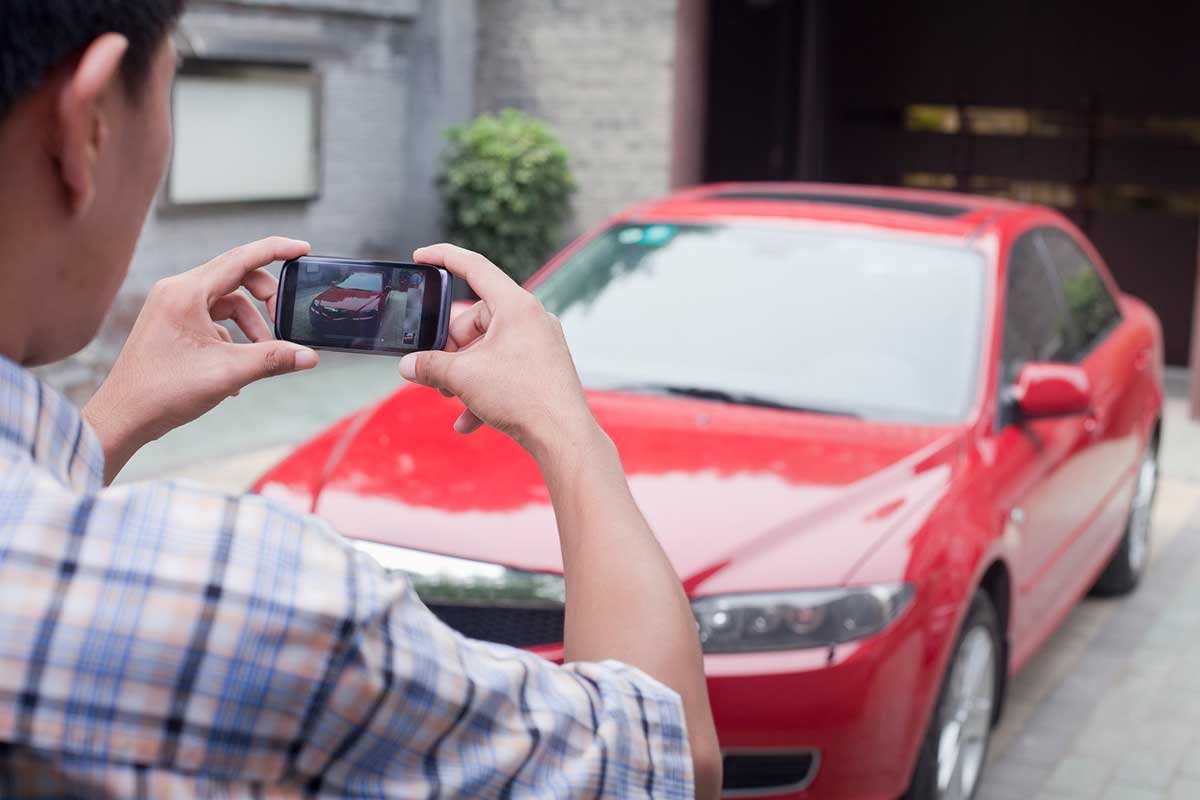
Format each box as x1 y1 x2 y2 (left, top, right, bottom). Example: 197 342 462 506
255 184 1163 800
309 270 389 336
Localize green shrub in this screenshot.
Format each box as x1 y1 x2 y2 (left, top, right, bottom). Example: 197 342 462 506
438 110 576 284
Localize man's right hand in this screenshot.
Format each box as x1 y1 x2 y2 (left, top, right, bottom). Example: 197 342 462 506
399 242 723 798
83 237 317 484
398 243 600 463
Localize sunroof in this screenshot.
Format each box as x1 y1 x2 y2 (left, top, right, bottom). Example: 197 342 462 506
708 191 970 218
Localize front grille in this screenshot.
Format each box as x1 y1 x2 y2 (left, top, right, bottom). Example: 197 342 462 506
427 603 564 648
721 751 819 796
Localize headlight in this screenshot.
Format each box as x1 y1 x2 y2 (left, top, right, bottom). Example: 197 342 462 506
692 584 914 653
354 540 565 607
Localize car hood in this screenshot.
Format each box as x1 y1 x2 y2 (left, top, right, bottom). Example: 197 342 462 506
315 288 377 312
256 386 963 592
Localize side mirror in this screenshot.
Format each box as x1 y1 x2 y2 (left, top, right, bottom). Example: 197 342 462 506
1009 362 1092 419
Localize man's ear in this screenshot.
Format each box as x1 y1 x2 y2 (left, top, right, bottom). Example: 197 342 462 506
55 33 129 216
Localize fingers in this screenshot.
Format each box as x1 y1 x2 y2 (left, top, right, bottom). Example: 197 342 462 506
200 237 309 303
398 351 485 434
445 300 492 353
227 340 318 388
211 290 272 342
212 323 234 343
454 408 485 435
398 349 456 392
413 244 520 305
241 268 281 321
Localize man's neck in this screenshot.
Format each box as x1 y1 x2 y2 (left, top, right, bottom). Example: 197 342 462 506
0 227 40 366
0 125 66 366
0 199 48 365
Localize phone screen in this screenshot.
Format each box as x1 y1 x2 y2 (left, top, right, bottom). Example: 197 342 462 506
278 257 447 354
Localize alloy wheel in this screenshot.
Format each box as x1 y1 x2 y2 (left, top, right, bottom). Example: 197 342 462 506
1126 443 1159 575
935 626 996 800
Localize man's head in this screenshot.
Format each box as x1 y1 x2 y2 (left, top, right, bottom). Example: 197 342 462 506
0 1 186 365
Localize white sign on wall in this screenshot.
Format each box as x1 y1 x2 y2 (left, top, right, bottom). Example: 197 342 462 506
168 62 320 205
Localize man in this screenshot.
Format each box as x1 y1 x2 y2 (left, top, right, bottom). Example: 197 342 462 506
0 2 721 797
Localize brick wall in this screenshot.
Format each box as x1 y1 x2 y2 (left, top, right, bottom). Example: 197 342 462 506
474 0 678 234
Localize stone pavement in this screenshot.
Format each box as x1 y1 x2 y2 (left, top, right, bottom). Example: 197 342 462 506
980 369 1200 800
124 358 1200 799
115 351 402 485
979 493 1200 800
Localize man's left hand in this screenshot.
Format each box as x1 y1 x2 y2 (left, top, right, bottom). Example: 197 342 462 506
83 237 318 483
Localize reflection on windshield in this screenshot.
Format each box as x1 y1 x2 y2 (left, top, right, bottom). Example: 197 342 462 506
338 272 383 291
535 222 986 424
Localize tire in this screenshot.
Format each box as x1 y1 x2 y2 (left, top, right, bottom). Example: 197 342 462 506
1091 432 1160 596
905 591 1002 800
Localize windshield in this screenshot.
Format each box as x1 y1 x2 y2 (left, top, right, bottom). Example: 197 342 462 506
337 272 383 292
535 222 986 424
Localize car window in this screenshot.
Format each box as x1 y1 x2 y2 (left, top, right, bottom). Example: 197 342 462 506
535 222 986 424
1000 232 1073 385
1037 228 1122 357
338 272 383 292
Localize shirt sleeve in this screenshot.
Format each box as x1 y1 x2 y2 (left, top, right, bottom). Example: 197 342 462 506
0 474 694 798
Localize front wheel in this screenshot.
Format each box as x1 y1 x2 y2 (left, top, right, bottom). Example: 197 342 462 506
905 591 1001 800
1092 432 1159 596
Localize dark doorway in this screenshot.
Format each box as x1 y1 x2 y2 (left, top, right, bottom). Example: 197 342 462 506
703 0 804 182
704 0 1200 365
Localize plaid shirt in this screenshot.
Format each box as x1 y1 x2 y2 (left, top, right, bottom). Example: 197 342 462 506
0 358 693 798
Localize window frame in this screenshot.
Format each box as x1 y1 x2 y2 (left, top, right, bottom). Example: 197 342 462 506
1032 227 1124 362
165 58 323 208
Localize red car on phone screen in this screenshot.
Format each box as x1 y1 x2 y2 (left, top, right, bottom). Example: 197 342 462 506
308 269 389 337
254 184 1163 799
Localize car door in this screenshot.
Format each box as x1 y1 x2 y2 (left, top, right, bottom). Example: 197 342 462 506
988 229 1096 659
1035 227 1143 568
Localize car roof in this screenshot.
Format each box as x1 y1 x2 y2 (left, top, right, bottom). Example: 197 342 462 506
623 182 1048 240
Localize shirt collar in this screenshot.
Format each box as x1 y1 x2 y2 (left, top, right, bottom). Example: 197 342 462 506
0 355 104 492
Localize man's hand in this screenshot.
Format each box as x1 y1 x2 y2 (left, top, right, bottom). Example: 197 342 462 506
399 244 722 798
83 237 318 483
399 243 598 462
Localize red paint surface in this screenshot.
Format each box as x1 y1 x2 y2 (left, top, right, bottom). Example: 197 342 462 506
1011 362 1093 419
312 285 382 313
253 184 1164 799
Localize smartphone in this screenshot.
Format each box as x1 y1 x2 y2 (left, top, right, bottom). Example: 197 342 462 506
276 256 451 355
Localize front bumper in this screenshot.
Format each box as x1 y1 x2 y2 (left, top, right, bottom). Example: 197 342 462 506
704 610 931 799
339 538 937 799
309 307 379 337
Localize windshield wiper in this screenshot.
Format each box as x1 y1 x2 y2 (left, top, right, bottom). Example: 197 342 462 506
608 383 862 418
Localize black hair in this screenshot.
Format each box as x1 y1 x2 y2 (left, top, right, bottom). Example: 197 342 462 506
0 0 187 121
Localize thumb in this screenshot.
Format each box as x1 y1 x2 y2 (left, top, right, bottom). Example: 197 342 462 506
399 350 456 392
230 341 318 386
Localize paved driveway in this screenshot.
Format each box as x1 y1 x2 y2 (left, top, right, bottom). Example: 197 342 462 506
980 373 1200 800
